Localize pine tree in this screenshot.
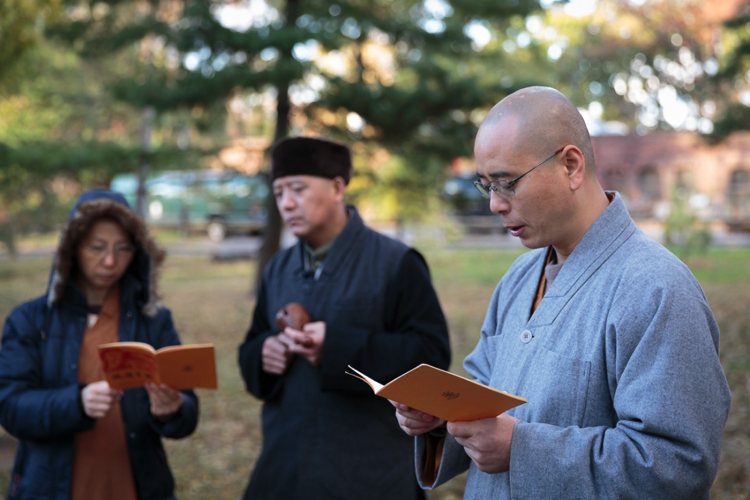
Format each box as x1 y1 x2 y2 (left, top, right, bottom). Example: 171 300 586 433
48 0 547 291
172 0 544 291
710 3 750 141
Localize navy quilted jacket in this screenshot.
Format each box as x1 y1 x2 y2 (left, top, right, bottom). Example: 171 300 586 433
0 190 199 499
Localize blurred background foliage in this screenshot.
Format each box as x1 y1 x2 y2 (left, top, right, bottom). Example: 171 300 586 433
0 0 749 258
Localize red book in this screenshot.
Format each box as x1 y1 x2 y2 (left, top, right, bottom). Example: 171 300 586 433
98 342 218 390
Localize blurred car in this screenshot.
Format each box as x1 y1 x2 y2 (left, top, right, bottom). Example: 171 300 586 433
111 170 269 241
442 176 507 234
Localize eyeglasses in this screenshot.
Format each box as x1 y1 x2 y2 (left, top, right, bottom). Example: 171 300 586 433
81 243 135 259
473 147 565 198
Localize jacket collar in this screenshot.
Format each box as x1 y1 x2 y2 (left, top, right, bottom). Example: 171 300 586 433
60 272 142 313
295 205 366 279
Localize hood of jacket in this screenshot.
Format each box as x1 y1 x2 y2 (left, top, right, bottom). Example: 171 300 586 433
47 189 166 317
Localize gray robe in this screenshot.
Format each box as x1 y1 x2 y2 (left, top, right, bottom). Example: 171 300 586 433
418 192 731 499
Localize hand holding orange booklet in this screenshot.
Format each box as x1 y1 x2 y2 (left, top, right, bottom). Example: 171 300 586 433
98 342 218 390
347 364 526 422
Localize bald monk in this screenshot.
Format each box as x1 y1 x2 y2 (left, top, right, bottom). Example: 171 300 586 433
393 87 731 499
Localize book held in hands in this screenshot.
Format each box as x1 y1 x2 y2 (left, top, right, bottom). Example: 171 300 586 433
347 364 526 422
98 342 218 390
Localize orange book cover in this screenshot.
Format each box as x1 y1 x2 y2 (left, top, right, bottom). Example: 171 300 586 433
98 342 218 390
347 364 526 422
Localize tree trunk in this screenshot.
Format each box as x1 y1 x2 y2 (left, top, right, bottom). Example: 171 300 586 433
252 0 298 296
0 223 17 258
136 106 154 218
136 32 155 219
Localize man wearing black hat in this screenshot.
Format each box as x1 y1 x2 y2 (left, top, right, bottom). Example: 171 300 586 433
238 136 451 499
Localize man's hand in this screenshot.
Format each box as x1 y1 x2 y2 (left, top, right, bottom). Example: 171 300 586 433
286 321 325 367
447 413 519 473
145 383 184 422
81 380 122 419
261 332 294 374
391 400 446 436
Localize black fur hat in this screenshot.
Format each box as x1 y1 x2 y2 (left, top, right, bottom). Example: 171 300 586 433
270 136 352 184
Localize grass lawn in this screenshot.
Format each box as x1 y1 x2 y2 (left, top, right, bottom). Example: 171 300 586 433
0 245 748 499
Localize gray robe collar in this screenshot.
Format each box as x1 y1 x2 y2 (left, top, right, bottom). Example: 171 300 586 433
528 191 639 327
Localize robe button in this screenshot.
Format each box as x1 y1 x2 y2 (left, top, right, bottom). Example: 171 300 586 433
302 283 312 294
521 330 533 343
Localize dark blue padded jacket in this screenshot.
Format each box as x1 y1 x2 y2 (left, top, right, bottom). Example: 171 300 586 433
0 190 199 499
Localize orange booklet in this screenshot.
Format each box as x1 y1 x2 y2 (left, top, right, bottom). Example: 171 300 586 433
346 364 526 422
98 342 218 390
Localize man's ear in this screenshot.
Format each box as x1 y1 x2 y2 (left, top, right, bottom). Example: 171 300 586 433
332 176 347 202
562 145 586 191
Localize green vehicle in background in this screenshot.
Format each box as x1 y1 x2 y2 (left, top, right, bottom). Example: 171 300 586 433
110 170 269 241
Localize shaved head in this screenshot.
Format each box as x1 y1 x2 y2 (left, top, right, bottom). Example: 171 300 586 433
472 86 610 260
478 87 596 175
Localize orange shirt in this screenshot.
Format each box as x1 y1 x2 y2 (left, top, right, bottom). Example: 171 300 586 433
531 247 556 316
71 286 138 500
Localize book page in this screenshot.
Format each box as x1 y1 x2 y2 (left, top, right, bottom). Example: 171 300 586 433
345 365 384 392
100 341 157 353
156 344 218 390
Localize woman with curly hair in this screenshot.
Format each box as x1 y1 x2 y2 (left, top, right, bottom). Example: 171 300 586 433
0 189 199 500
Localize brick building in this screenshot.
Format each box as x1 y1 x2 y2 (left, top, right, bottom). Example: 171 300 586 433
592 132 750 230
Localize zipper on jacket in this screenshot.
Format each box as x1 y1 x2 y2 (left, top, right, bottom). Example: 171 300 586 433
11 473 19 498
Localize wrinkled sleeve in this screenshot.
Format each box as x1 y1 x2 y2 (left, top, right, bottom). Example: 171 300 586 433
415 278 505 489
0 306 95 440
320 249 451 393
415 431 471 490
507 275 730 499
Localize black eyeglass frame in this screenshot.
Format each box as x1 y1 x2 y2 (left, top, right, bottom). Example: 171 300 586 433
473 146 566 198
